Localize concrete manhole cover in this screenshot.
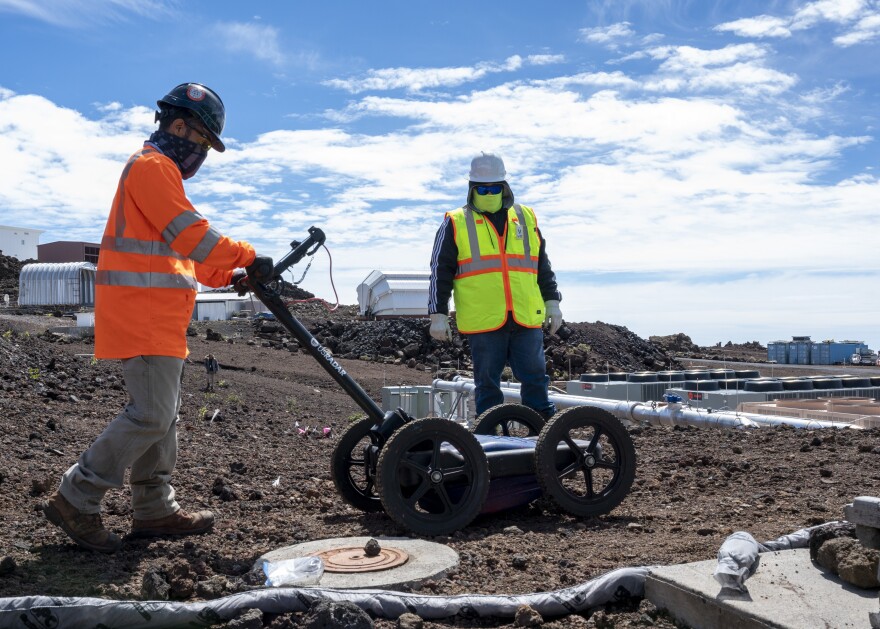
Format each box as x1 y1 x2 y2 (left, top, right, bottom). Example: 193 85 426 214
314 546 409 573
256 536 459 590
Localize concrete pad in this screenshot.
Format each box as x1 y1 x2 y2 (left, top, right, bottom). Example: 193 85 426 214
256 536 459 590
646 548 878 629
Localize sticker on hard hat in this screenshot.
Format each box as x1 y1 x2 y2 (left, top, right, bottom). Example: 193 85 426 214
186 86 206 101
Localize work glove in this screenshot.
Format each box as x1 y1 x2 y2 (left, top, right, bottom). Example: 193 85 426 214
231 269 249 296
246 254 274 283
429 313 452 342
544 300 562 336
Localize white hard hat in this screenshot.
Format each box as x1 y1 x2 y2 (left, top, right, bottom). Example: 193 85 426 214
469 152 506 183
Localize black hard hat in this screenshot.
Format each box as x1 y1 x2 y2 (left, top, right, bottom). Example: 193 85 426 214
157 83 226 152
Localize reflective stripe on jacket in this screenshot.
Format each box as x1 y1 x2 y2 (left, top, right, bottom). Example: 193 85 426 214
95 147 255 359
448 204 545 333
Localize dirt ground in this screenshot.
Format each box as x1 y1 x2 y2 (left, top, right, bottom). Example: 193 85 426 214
0 310 877 629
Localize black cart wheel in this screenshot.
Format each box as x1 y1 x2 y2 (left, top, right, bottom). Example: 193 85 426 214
472 403 545 437
535 406 636 517
376 418 489 536
331 418 382 512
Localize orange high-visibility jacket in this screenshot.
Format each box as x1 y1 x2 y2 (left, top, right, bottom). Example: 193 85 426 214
95 147 256 359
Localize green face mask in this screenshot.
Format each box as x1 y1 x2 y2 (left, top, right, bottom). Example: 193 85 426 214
473 191 503 213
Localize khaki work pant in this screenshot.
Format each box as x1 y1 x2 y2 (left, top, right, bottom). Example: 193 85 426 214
60 355 184 520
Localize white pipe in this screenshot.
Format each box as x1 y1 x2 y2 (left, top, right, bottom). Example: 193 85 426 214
433 377 862 430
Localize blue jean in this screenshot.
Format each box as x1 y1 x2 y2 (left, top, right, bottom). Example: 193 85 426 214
467 319 556 418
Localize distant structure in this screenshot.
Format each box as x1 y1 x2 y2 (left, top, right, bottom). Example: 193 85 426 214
193 292 267 321
767 336 872 365
357 270 430 319
39 240 100 264
18 262 96 307
0 224 44 261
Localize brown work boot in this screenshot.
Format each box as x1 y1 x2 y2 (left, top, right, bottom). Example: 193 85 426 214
130 509 215 538
41 491 122 553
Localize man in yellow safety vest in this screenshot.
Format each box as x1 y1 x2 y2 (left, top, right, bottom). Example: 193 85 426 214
428 152 563 419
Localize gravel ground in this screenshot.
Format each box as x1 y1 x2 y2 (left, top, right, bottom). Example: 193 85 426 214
0 311 877 628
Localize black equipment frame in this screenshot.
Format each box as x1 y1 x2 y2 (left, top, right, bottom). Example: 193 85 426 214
246 226 411 441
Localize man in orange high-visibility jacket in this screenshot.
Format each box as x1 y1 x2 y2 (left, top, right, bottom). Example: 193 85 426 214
41 83 273 553
428 152 563 420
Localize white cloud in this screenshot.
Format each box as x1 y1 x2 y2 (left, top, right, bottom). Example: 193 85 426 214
834 12 880 45
0 0 176 27
213 22 285 66
800 82 850 105
714 15 792 39
715 0 880 48
790 0 868 30
648 43 768 70
526 54 565 65
324 55 550 94
579 22 635 48
327 66 485 93
538 71 638 91
0 90 153 241
636 44 797 96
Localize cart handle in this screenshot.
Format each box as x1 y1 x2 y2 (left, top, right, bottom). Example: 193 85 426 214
274 226 326 277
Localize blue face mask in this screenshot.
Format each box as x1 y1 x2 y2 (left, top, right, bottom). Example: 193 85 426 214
148 129 208 179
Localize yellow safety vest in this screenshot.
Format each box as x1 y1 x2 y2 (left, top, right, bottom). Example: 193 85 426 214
448 204 545 333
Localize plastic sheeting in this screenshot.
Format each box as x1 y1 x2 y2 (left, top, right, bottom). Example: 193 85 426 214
0 524 827 628
712 522 842 593
1 567 648 628
713 532 762 591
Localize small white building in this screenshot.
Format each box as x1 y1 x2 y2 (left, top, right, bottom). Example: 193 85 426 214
18 262 96 307
193 292 267 321
357 270 430 319
0 224 44 261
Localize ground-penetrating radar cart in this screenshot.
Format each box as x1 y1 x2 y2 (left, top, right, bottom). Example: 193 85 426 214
248 227 637 537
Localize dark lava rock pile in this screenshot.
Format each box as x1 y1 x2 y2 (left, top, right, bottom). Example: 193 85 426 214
256 310 677 378
0 252 34 304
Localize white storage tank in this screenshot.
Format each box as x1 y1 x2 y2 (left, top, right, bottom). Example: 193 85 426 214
357 270 429 319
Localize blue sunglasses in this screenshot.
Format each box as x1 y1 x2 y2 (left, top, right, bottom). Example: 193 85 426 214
474 184 503 195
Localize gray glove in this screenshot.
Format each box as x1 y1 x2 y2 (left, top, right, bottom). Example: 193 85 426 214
429 313 452 342
232 269 249 296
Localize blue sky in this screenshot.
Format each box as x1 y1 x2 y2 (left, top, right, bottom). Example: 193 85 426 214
1 0 879 348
